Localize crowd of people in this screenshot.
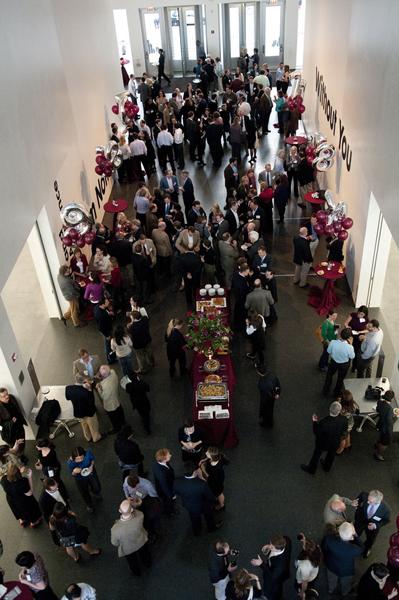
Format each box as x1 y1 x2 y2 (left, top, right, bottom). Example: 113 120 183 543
0 47 394 600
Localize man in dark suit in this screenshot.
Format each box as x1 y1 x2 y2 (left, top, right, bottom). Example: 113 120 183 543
224 158 239 198
152 448 175 515
293 226 313 288
177 250 202 306
132 245 151 304
174 465 219 535
180 171 195 220
160 170 179 204
225 200 241 237
301 401 348 474
39 478 69 523
354 490 390 558
321 521 363 596
257 368 281 428
251 535 292 600
231 263 250 332
250 198 269 237
157 48 171 85
252 246 272 278
245 77 259 104
187 200 206 227
206 116 224 168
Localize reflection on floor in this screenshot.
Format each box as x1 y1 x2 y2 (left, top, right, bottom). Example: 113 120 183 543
1 118 397 600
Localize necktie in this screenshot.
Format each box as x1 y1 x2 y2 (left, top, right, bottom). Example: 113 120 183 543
367 504 376 519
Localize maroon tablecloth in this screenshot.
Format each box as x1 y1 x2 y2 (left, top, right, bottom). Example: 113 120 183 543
285 135 308 146
192 352 238 449
308 261 345 315
103 198 128 213
304 191 326 206
3 582 34 600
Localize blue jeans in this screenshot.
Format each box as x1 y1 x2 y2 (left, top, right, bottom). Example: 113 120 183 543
118 354 134 378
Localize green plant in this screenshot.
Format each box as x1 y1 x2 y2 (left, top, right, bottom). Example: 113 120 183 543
185 311 232 355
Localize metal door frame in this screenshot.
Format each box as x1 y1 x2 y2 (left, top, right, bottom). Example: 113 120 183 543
259 0 285 68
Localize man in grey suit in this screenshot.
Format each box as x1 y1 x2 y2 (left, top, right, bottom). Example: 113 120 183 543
218 233 239 290
245 279 274 319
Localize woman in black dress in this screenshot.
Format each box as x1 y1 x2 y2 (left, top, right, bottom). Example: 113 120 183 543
165 319 186 378
35 438 69 501
1 463 42 528
199 447 227 510
178 419 203 465
49 502 100 562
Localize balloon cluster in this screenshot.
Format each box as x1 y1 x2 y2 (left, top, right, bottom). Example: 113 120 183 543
287 94 305 114
387 518 399 570
112 92 139 121
305 134 336 171
94 141 122 177
60 203 95 248
313 191 353 241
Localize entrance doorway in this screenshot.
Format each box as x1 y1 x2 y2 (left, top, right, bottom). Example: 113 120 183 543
221 1 284 71
140 6 206 77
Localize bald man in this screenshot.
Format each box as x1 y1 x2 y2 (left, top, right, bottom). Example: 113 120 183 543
111 499 151 576
323 493 358 530
293 226 313 288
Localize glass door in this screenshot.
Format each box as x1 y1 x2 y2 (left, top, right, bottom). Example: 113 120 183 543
166 6 203 76
223 3 257 70
141 9 164 75
260 2 284 67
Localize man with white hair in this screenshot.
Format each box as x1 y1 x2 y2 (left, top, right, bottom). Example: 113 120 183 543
96 365 125 434
246 230 265 264
323 493 358 530
293 226 313 288
300 401 348 474
321 521 363 596
111 499 151 575
354 490 390 558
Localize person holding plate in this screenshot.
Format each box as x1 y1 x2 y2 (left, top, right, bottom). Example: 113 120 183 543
67 447 102 514
178 419 203 465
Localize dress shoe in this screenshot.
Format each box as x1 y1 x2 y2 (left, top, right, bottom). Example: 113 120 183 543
373 453 385 462
320 459 329 471
300 464 314 474
299 284 309 288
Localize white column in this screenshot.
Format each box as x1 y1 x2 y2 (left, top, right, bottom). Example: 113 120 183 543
284 0 299 68
37 206 68 313
204 0 220 58
27 225 60 318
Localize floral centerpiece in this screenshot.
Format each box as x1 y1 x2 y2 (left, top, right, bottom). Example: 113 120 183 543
186 310 232 356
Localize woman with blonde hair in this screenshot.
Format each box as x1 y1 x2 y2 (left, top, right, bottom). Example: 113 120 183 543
165 318 186 378
118 134 131 183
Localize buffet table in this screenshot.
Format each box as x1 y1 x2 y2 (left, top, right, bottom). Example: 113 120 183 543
190 288 239 449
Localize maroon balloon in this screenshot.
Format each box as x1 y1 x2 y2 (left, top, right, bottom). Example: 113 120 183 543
333 221 343 232
388 546 399 567
104 167 113 177
342 217 354 230
95 154 105 165
324 224 335 235
299 104 305 114
296 95 303 105
68 228 78 240
314 223 325 235
316 210 327 222
95 165 104 175
76 236 86 248
84 232 95 245
338 230 349 240
390 532 399 547
62 235 72 247
111 104 119 115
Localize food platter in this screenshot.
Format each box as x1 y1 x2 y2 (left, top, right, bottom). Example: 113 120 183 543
197 382 228 400
205 374 222 383
204 358 220 372
196 300 212 312
211 297 227 308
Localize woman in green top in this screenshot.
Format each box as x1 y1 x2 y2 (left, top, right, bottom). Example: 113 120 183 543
274 90 288 134
318 310 338 371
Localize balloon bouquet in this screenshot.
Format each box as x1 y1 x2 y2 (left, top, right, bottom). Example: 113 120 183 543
287 94 306 115
94 142 123 177
313 190 353 241
111 91 139 121
305 133 336 172
60 203 95 248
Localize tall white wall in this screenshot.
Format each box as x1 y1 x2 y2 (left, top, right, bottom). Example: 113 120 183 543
0 0 121 420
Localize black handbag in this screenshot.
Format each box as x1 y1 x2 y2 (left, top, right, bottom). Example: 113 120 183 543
364 385 382 401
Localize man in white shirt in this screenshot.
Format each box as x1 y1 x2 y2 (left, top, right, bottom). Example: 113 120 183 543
157 125 175 173
61 582 96 600
129 133 148 179
127 74 137 101
173 124 184 169
356 319 384 378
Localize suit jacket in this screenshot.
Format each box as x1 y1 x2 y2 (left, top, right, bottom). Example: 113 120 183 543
133 239 157 267
260 537 291 598
215 219 230 242
252 253 272 276
39 489 69 523
224 165 239 191
65 385 96 418
245 287 274 318
293 235 313 265
313 415 348 451
321 534 363 577
152 461 175 500
225 209 240 235
182 178 195 206
187 207 206 227
160 176 179 195
258 372 281 400
246 238 265 264
175 229 200 254
206 122 223 147
354 492 390 533
72 355 101 384
152 229 172 257
173 476 215 513
218 240 239 286
178 251 202 285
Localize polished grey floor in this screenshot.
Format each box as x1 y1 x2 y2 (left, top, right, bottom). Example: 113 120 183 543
1 109 397 600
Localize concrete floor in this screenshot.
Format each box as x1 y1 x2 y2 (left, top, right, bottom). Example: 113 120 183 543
1 113 397 600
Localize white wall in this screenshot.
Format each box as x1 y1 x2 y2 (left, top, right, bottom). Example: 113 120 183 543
0 0 121 420
301 0 399 305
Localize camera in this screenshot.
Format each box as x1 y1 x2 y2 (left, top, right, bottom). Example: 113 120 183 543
228 549 240 567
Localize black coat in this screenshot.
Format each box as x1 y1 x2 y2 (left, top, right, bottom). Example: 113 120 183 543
114 437 144 465
152 461 175 500
313 415 348 451
225 209 240 235
107 239 132 267
173 476 215 513
128 317 151 349
39 489 69 523
65 385 96 418
224 165 239 192
132 253 150 281
125 377 151 414
327 238 344 262
179 252 202 284
167 329 186 360
182 178 195 209
258 372 281 400
293 235 312 265
0 395 27 445
94 305 113 338
376 400 394 438
260 536 292 599
357 566 387 600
